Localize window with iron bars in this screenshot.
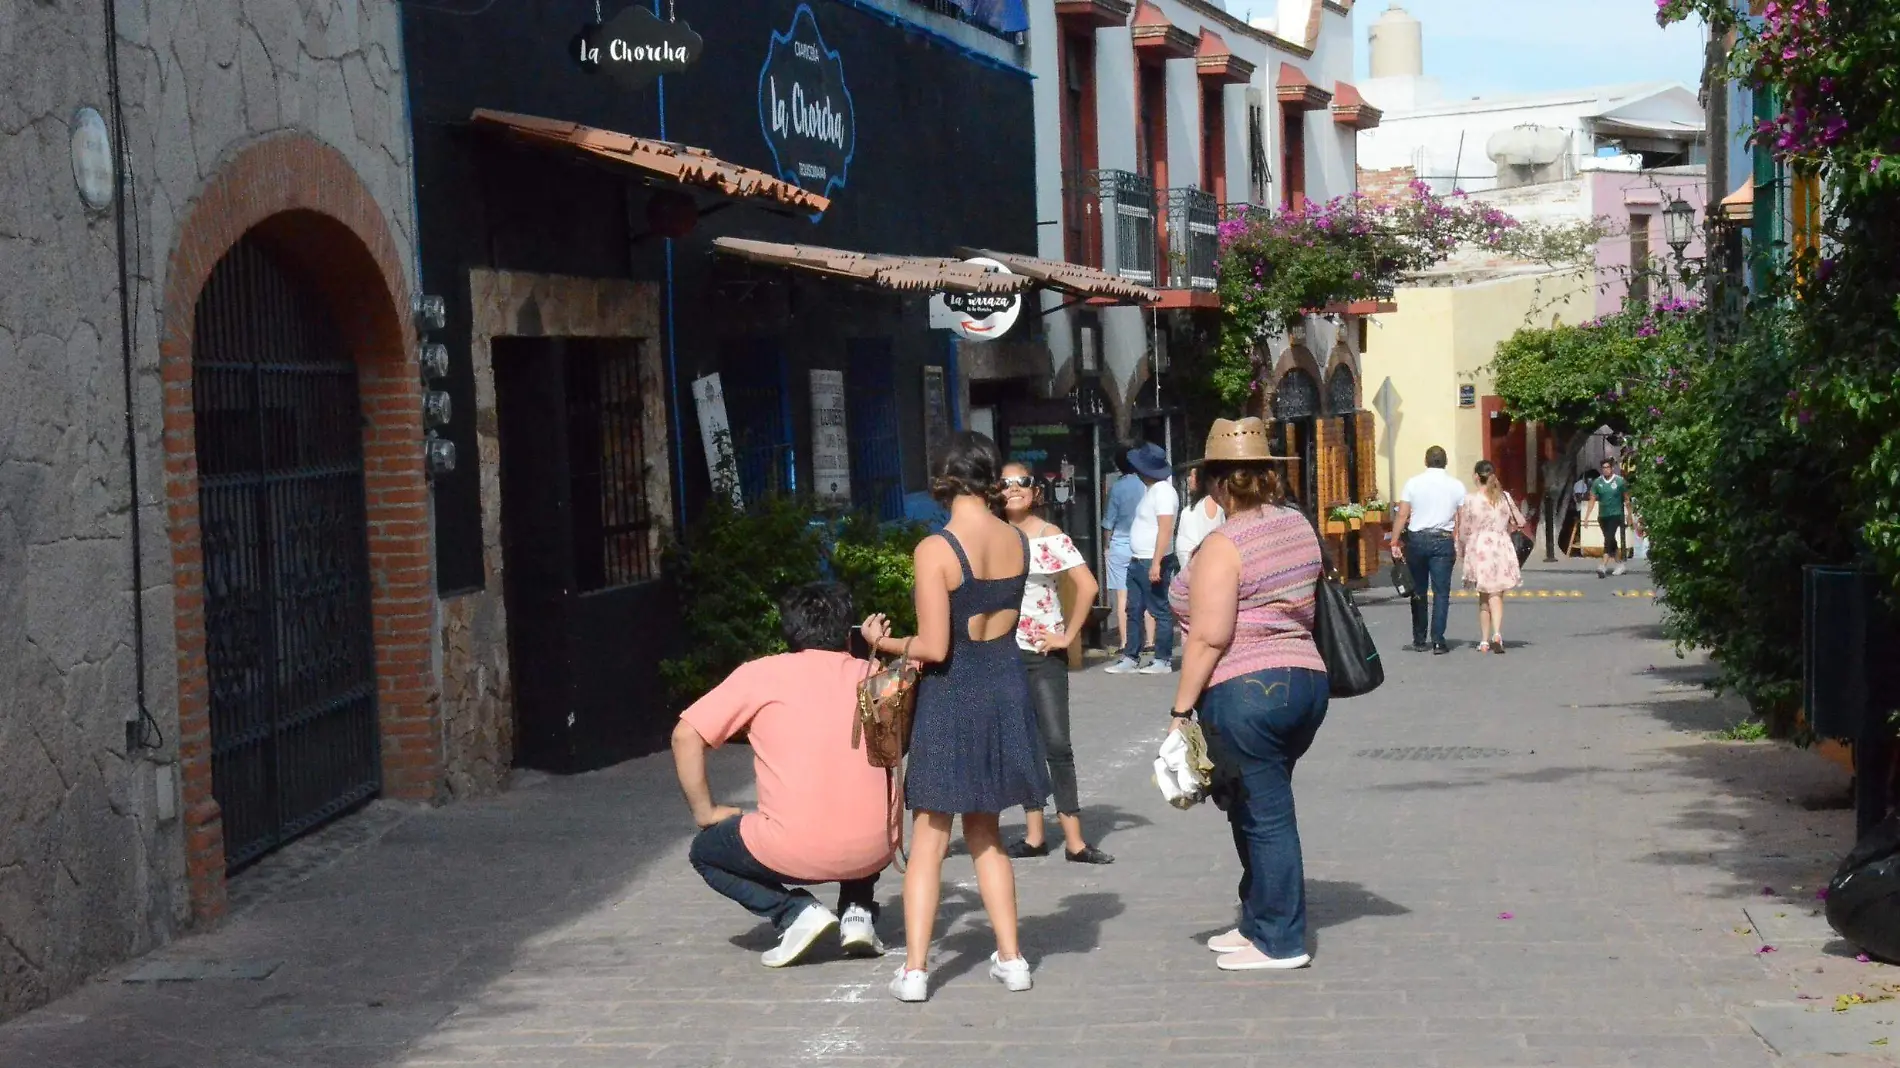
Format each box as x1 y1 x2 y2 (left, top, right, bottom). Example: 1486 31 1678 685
566 341 657 591
908 0 1027 43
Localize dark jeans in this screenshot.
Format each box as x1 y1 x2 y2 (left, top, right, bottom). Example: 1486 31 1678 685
688 816 878 931
1199 666 1330 958
1404 530 1455 645
1122 554 1178 661
1599 516 1624 560
1021 648 1079 814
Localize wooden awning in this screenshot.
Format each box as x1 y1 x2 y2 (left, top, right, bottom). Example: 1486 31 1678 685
1277 62 1333 110
712 238 1031 294
1195 30 1256 84
956 248 1162 306
1330 81 1382 130
469 109 828 215
1054 0 1132 27
1131 0 1196 60
1717 178 1754 225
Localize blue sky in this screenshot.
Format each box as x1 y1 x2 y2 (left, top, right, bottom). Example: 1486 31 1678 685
1346 0 1707 99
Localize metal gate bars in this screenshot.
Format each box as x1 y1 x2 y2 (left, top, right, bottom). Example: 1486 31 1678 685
193 234 382 871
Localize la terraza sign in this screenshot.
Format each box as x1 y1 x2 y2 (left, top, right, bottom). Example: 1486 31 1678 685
574 6 702 92
758 4 855 205
929 258 1023 342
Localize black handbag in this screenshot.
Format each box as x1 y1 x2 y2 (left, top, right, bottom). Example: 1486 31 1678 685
1507 494 1534 565
1312 530 1385 698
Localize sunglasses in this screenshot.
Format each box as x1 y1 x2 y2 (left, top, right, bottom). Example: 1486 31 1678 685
1000 475 1036 489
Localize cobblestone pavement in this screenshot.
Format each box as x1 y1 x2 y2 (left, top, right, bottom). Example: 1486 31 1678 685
2 560 1893 1067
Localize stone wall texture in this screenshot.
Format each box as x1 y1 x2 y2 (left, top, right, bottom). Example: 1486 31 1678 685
0 0 417 1021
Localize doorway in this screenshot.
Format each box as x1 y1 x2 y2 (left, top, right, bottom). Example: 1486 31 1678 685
193 234 381 871
495 337 673 772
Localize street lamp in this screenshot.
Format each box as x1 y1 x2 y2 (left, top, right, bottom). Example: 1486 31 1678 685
1663 195 1697 259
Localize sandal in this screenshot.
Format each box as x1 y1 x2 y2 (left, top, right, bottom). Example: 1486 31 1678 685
1005 839 1053 859
1491 633 1506 654
1475 641 1491 654
1065 845 1116 865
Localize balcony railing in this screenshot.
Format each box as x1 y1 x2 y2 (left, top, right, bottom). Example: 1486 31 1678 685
1164 188 1219 290
1062 169 1158 286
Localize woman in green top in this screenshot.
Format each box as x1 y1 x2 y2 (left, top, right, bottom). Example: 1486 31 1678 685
1591 458 1630 577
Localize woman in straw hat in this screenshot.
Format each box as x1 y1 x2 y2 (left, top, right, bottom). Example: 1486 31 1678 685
1165 417 1329 971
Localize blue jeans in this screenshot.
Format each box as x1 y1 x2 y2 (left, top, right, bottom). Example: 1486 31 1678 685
688 816 879 930
1405 530 1456 645
1122 554 1177 661
1199 666 1330 958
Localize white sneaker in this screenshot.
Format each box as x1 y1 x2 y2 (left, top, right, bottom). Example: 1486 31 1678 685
761 904 837 968
1613 563 1627 576
1103 657 1141 675
1597 565 1608 578
889 964 930 1002
838 905 885 957
1215 946 1311 971
1206 929 1251 953
1138 660 1174 675
988 952 1033 992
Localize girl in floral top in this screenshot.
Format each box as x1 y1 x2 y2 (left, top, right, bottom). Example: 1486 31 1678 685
997 463 1114 864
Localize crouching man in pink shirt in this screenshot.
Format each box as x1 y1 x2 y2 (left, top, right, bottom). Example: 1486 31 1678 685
672 583 896 968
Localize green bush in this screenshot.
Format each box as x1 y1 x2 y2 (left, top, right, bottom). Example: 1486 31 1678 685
658 500 929 705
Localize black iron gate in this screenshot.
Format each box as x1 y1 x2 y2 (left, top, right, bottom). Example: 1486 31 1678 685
193 234 381 871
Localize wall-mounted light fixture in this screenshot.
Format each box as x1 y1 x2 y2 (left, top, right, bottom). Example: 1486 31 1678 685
71 107 115 212
414 294 447 333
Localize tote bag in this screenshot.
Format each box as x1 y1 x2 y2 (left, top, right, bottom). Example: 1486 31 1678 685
1312 528 1384 698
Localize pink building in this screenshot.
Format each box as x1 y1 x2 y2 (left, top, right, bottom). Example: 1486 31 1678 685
1590 167 1707 316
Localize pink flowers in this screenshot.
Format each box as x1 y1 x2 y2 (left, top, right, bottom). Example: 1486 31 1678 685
1497 912 1514 920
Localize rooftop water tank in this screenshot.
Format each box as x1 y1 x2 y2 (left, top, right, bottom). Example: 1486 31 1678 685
1487 125 1571 167
1369 3 1423 79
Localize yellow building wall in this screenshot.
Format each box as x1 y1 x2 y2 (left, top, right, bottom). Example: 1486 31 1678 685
1362 268 1593 500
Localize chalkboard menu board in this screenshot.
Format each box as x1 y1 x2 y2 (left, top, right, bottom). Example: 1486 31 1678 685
1005 422 1075 478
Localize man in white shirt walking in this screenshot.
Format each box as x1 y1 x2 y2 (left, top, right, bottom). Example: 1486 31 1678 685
1389 445 1466 655
1104 443 1179 675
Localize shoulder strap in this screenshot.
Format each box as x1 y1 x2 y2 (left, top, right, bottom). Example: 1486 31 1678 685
937 529 974 582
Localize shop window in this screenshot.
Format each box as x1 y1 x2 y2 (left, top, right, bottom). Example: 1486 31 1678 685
1628 212 1652 309
719 340 796 503
846 340 906 522
568 342 657 591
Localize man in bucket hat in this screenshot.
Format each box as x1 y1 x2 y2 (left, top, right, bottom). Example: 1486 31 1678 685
1104 442 1180 675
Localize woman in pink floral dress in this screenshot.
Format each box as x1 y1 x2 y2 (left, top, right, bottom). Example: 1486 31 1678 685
1454 460 1524 654
997 463 1113 864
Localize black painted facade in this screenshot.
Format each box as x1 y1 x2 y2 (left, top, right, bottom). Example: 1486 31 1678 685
401 0 1037 766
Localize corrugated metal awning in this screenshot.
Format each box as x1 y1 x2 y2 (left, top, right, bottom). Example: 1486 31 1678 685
469 109 828 216
712 238 1032 294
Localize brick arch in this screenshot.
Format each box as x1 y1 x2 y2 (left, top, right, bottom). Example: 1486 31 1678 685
1267 342 1326 394
158 133 435 923
1323 336 1360 412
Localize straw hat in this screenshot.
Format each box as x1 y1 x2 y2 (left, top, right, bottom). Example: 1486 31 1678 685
1188 417 1296 465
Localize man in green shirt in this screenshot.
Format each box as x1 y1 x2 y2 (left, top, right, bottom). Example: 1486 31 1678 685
1591 458 1631 577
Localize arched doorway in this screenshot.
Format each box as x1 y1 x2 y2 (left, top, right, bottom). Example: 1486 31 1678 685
1327 364 1357 415
1272 368 1320 508
193 234 381 870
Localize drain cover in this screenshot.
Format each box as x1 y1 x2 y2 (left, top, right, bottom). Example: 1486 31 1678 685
1355 746 1511 761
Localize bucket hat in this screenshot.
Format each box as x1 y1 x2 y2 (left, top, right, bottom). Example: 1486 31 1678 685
1126 443 1174 480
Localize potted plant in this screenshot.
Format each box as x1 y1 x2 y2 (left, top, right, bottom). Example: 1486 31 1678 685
1326 503 1365 533
1363 498 1388 524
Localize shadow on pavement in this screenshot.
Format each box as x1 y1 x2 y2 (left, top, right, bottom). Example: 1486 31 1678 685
1188 879 1410 952
932 890 1127 985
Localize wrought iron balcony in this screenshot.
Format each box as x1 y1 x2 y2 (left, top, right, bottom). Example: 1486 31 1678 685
1061 169 1157 287
1164 188 1219 290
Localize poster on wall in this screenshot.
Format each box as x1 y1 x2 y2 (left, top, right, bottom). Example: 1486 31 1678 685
809 369 851 506
691 373 743 506
758 4 856 209
922 365 952 470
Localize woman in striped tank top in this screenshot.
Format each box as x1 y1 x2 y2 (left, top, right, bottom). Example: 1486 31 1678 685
1166 418 1329 972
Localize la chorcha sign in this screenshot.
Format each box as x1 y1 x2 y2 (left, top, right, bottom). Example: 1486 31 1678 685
758 4 855 206
929 258 1023 342
575 6 702 92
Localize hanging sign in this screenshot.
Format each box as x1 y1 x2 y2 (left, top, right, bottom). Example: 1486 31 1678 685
928 257 1022 341
574 6 702 92
809 369 851 506
758 4 856 205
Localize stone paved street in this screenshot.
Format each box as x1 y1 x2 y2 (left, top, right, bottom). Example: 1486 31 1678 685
2 559 1893 1067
